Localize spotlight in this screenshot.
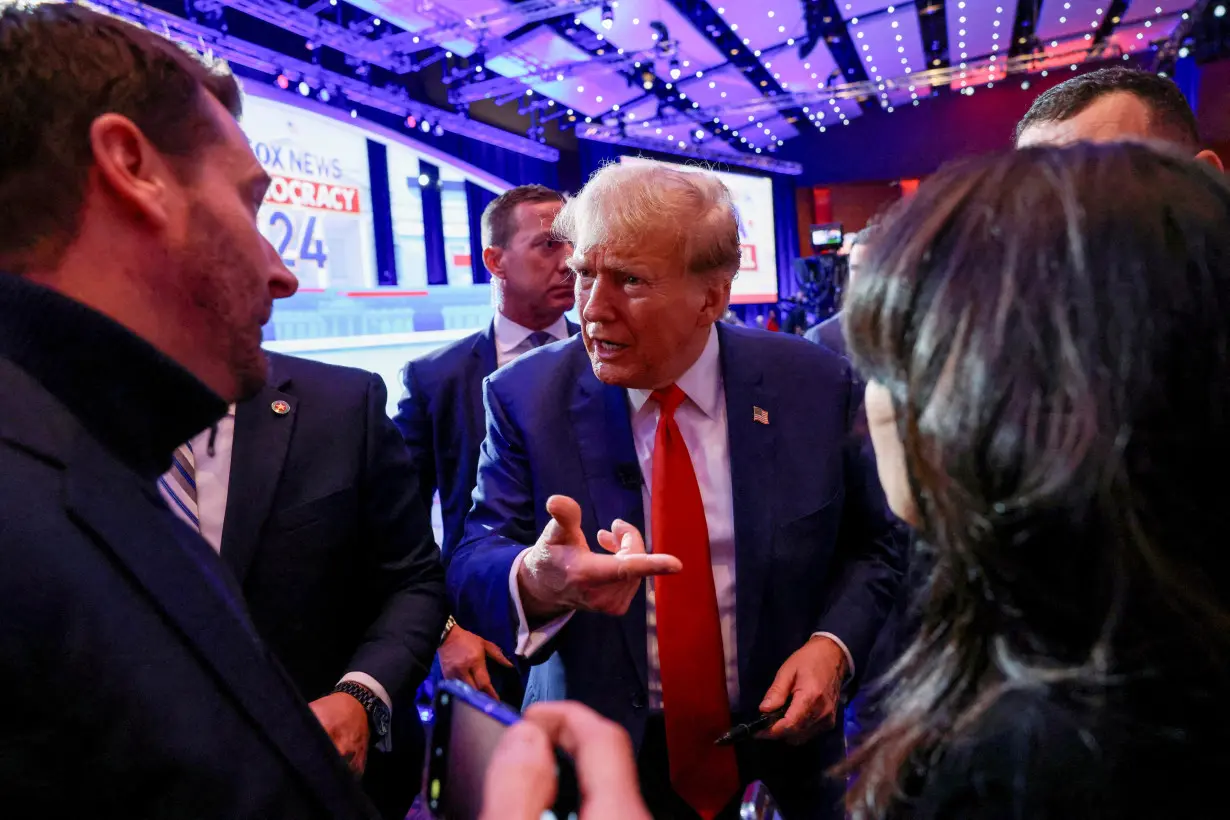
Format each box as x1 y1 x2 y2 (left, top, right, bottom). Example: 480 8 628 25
421 120 432 133
298 81 310 97
435 125 444 137
601 1 614 29
417 174 430 187
319 88 331 103
669 58 682 80
406 115 417 128
276 74 290 89
350 109 358 118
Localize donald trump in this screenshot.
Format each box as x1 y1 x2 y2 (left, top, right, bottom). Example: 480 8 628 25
448 162 905 819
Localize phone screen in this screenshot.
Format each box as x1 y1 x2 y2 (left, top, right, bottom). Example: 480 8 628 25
425 682 578 820
425 683 518 820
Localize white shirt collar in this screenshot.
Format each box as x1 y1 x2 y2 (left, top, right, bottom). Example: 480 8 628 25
493 310 570 356
628 324 722 420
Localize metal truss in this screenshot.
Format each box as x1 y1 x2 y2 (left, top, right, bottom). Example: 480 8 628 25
1154 0 1210 71
413 0 602 42
448 44 668 104
87 0 560 161
194 0 418 72
576 125 803 175
643 41 1112 129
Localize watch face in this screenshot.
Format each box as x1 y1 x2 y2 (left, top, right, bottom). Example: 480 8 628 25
374 703 391 737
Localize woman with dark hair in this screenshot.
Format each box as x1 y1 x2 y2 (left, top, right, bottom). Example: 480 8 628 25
840 143 1230 819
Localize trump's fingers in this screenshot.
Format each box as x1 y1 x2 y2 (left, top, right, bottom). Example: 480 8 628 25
543 495 585 543
595 529 618 554
610 518 645 554
481 721 558 820
611 552 683 581
759 688 822 744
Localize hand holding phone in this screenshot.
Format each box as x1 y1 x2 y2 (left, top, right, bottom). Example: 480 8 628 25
482 702 650 820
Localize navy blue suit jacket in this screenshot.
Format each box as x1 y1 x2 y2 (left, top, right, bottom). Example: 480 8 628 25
225 352 446 707
448 325 905 755
394 319 579 561
0 361 374 818
804 313 846 358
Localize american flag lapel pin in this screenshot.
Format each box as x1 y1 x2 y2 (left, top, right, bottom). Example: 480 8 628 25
753 406 769 425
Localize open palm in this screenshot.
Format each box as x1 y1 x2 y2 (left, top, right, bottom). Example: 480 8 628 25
518 495 682 622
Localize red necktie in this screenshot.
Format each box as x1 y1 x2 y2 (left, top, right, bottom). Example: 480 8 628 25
650 385 741 819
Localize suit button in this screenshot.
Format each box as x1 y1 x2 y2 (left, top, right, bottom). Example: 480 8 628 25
631 694 646 709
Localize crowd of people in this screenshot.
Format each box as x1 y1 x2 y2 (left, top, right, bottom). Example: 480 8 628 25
2 3 1230 819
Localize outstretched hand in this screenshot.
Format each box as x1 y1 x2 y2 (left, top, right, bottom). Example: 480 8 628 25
518 495 682 622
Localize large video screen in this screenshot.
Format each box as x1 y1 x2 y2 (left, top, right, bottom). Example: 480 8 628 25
619 156 779 304
242 93 378 290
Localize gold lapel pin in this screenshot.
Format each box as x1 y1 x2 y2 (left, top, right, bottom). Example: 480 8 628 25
271 400 291 416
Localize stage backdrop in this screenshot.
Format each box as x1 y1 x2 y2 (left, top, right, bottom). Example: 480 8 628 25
244 94 379 290
618 156 780 305
241 85 516 414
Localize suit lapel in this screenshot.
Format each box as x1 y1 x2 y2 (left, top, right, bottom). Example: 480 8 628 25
568 351 649 688
220 365 296 583
467 322 498 448
64 451 367 816
718 325 779 698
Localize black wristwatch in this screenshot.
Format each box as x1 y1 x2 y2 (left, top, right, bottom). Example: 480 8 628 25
333 681 391 741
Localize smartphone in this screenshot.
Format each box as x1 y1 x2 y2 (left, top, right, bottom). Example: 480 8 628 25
424 680 579 820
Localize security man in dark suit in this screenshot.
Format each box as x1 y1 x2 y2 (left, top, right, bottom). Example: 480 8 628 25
161 351 446 819
0 5 376 816
395 185 578 701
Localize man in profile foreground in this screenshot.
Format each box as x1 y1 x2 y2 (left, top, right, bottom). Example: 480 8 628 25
0 5 375 816
448 162 904 819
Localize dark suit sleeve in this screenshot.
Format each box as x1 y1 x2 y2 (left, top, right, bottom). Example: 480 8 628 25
445 376 539 661
345 374 448 701
815 367 908 678
392 360 437 514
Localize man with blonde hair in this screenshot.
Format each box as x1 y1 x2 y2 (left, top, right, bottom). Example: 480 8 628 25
448 162 904 819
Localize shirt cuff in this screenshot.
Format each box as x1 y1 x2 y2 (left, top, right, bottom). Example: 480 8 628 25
811 632 855 683
339 671 393 753
509 547 574 658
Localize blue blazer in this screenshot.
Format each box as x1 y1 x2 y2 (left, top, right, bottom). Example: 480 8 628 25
0 357 376 819
804 313 847 358
395 319 579 561
448 325 905 750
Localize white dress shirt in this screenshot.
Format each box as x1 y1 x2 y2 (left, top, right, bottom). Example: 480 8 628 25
493 310 570 368
509 325 853 710
162 403 393 732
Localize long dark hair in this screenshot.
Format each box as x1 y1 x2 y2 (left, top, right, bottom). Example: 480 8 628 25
841 143 1230 817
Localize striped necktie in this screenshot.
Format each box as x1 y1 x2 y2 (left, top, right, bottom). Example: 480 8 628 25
159 441 199 531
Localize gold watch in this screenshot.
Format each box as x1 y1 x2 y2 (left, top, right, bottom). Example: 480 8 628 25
440 614 458 645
